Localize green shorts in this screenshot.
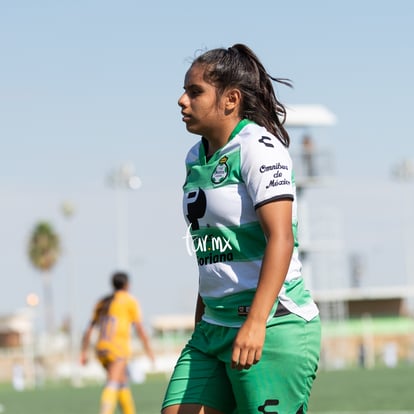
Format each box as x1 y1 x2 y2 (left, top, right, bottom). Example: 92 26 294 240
162 313 321 414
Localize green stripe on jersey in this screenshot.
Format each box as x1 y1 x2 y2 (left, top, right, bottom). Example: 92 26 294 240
184 148 241 191
190 221 266 263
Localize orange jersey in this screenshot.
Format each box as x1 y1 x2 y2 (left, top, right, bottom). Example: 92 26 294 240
92 290 142 359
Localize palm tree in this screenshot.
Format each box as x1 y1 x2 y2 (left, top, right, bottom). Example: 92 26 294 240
28 221 60 335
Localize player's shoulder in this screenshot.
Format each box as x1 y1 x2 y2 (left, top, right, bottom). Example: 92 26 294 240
96 294 112 308
116 290 135 300
123 291 139 306
237 122 282 150
236 123 289 159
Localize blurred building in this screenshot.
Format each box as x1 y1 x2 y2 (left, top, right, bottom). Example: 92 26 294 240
286 104 414 369
0 310 33 348
0 309 35 383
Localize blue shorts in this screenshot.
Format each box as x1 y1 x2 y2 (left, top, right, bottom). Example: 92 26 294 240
162 313 321 414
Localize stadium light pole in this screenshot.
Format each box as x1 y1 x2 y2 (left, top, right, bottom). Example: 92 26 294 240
25 292 39 389
107 162 142 270
60 201 80 386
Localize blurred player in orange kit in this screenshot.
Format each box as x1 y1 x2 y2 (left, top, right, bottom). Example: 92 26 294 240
81 271 155 414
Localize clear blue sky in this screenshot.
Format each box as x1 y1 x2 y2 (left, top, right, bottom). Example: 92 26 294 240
1 1 414 333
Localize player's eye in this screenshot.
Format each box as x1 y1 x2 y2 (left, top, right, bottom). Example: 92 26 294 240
187 87 202 98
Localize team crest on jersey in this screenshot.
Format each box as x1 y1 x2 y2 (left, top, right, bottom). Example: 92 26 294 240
211 156 229 184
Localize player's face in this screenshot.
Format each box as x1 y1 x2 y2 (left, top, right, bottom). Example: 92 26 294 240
178 64 226 138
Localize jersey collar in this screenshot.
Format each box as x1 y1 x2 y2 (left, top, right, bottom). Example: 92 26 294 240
228 118 254 141
200 119 254 163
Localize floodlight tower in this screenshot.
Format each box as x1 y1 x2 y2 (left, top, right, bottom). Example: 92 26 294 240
107 162 142 270
285 104 340 319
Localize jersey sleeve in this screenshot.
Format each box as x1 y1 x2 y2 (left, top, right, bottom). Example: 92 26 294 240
240 127 294 209
129 296 142 324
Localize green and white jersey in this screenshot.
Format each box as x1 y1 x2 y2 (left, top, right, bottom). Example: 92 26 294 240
183 119 318 326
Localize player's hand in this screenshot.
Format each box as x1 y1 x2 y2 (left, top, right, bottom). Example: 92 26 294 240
80 352 88 366
149 355 156 371
231 320 266 370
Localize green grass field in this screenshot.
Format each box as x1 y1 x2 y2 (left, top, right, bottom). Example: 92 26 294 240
0 365 413 413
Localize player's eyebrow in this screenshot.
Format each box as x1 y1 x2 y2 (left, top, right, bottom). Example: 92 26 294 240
183 83 198 90
184 82 205 94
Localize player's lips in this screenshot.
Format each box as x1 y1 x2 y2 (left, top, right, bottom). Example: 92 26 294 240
181 112 191 122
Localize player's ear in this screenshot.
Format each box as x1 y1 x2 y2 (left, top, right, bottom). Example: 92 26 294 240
225 88 241 111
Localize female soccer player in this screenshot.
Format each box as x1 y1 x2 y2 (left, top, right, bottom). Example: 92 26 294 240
81 271 155 414
161 44 321 414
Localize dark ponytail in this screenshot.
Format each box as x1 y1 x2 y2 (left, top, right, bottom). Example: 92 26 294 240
192 44 292 147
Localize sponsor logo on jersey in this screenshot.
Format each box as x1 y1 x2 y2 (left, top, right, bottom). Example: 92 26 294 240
266 178 291 189
185 188 207 231
197 251 234 266
183 224 234 266
259 163 288 173
258 399 280 413
260 163 291 189
211 156 229 184
258 135 274 148
238 305 250 316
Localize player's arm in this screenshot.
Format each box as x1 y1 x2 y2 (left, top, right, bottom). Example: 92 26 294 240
231 199 294 370
80 302 100 365
134 321 156 363
194 293 205 325
80 321 95 365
